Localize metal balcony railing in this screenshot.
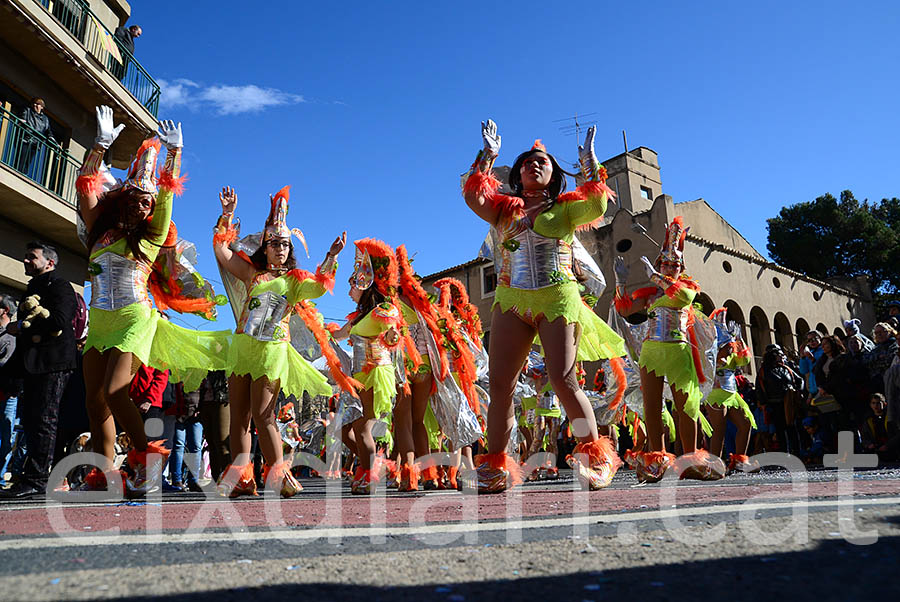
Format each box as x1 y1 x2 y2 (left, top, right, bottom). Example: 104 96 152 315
0 107 81 207
36 0 161 117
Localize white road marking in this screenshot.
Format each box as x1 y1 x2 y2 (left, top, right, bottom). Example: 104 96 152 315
0 496 896 551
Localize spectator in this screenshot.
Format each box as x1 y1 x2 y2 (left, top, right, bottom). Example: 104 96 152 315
799 416 826 464
814 335 867 429
198 371 230 481
165 384 204 492
756 344 803 454
860 393 898 462
883 331 900 426
112 24 142 80
798 330 824 397
0 294 22 487
129 365 168 424
0 243 77 499
863 322 898 395
843 318 874 356
17 98 58 177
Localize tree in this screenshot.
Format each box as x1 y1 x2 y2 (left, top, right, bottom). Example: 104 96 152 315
766 190 900 301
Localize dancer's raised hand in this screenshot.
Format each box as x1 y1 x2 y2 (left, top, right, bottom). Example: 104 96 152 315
219 186 237 216
482 119 501 156
328 231 347 257
614 256 629 284
158 120 183 149
639 256 657 279
94 105 125 149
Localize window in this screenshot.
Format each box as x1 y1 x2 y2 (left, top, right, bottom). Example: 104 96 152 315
640 186 652 200
722 261 732 273
481 263 497 297
615 238 633 252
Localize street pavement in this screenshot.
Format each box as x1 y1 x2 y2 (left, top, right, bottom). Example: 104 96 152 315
0 466 898 601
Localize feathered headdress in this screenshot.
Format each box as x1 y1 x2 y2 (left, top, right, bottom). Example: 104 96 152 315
123 138 160 195
352 238 398 297
433 277 483 347
263 186 309 257
656 216 688 270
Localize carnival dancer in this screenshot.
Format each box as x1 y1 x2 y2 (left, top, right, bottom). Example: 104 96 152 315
76 106 228 496
614 218 726 482
213 185 347 498
706 309 758 473
331 239 418 495
463 119 626 492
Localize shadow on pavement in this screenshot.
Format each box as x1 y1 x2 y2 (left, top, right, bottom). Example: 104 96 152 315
111 534 900 601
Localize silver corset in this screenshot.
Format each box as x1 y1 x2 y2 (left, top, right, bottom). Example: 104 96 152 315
89 252 151 310
645 306 689 343
350 334 367 373
238 291 289 342
492 225 574 290
715 369 738 393
409 320 430 357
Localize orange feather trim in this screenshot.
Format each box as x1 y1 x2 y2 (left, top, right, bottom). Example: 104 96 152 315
353 238 398 296
397 245 450 380
463 168 501 198
607 356 627 413
664 275 701 299
126 440 170 470
213 226 238 247
569 437 622 471
76 173 105 198
294 299 361 397
158 171 187 196
632 286 658 301
474 452 523 486
432 277 483 345
614 294 633 314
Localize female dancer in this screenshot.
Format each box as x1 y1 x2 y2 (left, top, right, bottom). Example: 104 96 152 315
615 218 726 481
76 106 226 495
463 119 626 492
706 309 758 473
332 239 417 494
213 185 346 497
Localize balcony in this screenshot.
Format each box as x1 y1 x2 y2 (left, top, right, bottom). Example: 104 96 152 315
35 0 159 116
0 0 160 167
0 106 84 253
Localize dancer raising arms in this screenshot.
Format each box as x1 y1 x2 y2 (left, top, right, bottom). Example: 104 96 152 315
615 218 726 482
213 185 346 497
463 119 626 492
76 107 226 495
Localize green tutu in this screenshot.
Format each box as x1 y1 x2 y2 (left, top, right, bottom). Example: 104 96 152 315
354 364 395 421
424 401 442 449
229 333 331 399
85 304 230 391
706 388 757 428
494 282 625 361
639 340 702 419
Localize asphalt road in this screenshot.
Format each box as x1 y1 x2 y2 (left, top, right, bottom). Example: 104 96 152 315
0 466 898 601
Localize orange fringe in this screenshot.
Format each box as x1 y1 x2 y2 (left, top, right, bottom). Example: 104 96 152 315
126 440 170 469
475 452 523 486
76 173 104 198
570 437 623 471
433 277 483 345
294 299 361 396
608 356 627 412
158 171 187 196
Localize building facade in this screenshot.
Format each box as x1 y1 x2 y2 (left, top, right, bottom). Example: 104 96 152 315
0 0 160 295
423 146 875 374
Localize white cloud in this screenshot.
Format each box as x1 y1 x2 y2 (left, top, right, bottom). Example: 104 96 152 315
158 79 304 115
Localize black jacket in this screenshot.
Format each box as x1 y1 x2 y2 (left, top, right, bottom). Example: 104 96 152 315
15 270 77 374
114 26 135 55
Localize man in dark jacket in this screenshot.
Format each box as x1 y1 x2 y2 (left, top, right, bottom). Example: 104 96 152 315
18 98 58 177
0 243 76 498
112 24 142 80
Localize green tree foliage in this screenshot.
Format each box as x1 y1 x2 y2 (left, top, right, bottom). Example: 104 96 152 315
766 190 900 299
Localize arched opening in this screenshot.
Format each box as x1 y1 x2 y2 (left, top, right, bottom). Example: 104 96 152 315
833 327 846 340
795 318 811 349
773 312 794 351
816 322 828 337
749 306 772 369
694 292 715 316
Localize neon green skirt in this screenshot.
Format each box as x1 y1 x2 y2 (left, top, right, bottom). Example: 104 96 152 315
354 364 395 421
229 333 331 400
494 282 626 361
706 388 757 428
85 304 230 391
639 340 702 419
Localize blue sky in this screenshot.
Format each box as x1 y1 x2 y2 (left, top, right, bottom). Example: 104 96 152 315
120 1 900 330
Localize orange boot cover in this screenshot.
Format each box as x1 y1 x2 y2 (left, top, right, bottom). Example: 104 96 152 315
566 437 622 490
399 464 420 492
126 440 171 471
447 465 459 490
421 464 441 489
674 449 726 481
216 463 258 498
262 461 303 498
474 452 523 488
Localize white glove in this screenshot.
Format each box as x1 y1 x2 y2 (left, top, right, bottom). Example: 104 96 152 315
614 256 629 284
94 105 125 149
639 256 657 279
157 119 183 149
481 119 501 156
578 125 599 179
